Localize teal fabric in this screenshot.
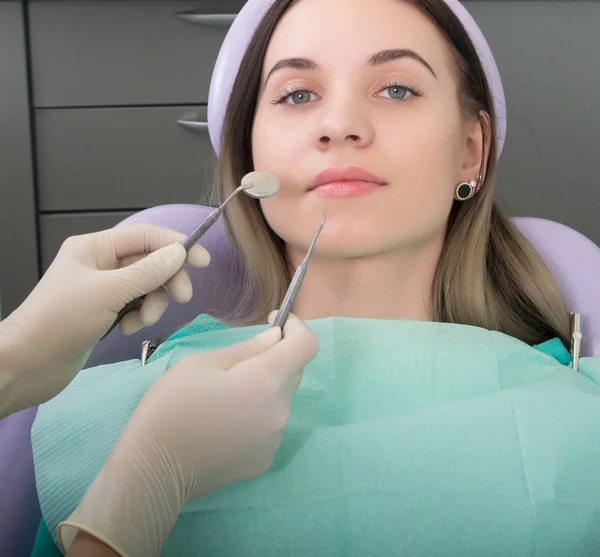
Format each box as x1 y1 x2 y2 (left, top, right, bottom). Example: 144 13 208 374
533 336 572 366
160 316 572 367
158 313 231 344
32 317 599 557
31 519 61 557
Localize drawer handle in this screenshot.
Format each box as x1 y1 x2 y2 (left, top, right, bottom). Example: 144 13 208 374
176 12 237 27
177 118 209 134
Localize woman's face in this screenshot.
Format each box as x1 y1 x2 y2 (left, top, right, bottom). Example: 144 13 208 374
252 0 483 259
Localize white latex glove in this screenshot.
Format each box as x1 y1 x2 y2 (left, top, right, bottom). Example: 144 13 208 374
0 224 210 417
59 313 319 557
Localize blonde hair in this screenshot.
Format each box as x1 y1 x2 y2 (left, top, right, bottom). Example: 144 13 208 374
214 0 571 347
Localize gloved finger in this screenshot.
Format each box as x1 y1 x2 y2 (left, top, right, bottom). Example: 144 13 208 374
110 223 190 259
72 224 178 269
108 244 187 300
139 288 169 326
117 244 210 270
233 312 318 387
116 258 193 303
184 243 211 268
119 310 144 336
86 224 209 269
182 326 283 372
117 289 168 335
164 268 193 304
117 253 143 268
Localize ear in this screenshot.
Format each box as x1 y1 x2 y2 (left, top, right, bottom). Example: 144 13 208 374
460 110 492 189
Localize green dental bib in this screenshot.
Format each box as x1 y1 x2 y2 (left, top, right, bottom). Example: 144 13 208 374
31 318 600 556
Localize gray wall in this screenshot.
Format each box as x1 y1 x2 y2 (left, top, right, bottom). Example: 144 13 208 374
465 0 600 245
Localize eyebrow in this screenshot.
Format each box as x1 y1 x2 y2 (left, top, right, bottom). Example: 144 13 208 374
263 48 437 87
264 57 318 86
369 49 437 78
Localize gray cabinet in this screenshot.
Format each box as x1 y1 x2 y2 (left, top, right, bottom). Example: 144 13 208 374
29 1 241 295
2 0 600 319
0 0 243 317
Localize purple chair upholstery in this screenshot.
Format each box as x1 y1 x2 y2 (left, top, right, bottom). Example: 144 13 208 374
513 217 600 357
1 205 599 557
0 406 39 557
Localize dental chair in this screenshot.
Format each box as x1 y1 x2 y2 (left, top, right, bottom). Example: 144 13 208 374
1 206 600 557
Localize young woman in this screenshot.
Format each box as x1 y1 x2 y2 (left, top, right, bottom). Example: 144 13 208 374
30 0 600 555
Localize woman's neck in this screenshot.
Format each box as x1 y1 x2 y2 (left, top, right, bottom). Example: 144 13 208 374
286 239 443 322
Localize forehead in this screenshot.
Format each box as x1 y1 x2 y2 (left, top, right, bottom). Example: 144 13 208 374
263 0 453 76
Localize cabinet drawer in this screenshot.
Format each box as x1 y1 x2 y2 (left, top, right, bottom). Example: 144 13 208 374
40 211 136 272
36 106 216 211
29 0 245 107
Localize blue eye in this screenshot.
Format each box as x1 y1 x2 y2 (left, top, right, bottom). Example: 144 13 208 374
272 87 318 105
286 90 315 104
379 82 422 101
383 86 410 100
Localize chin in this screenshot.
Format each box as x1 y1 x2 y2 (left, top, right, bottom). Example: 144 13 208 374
312 232 397 260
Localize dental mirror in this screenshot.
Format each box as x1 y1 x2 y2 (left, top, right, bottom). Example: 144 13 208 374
241 170 280 198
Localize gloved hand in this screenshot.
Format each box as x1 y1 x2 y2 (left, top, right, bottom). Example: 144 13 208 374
0 224 209 417
58 313 319 557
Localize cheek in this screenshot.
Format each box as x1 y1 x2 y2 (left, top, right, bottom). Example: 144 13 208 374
379 110 463 188
252 109 298 172
252 111 316 246
251 113 271 170
378 113 462 233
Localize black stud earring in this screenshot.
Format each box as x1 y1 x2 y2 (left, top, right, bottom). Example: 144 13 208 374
455 181 476 201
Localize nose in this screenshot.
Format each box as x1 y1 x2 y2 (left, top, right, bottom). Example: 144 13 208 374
315 95 375 150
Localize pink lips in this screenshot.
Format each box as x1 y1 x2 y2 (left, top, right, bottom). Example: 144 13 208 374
309 167 387 198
